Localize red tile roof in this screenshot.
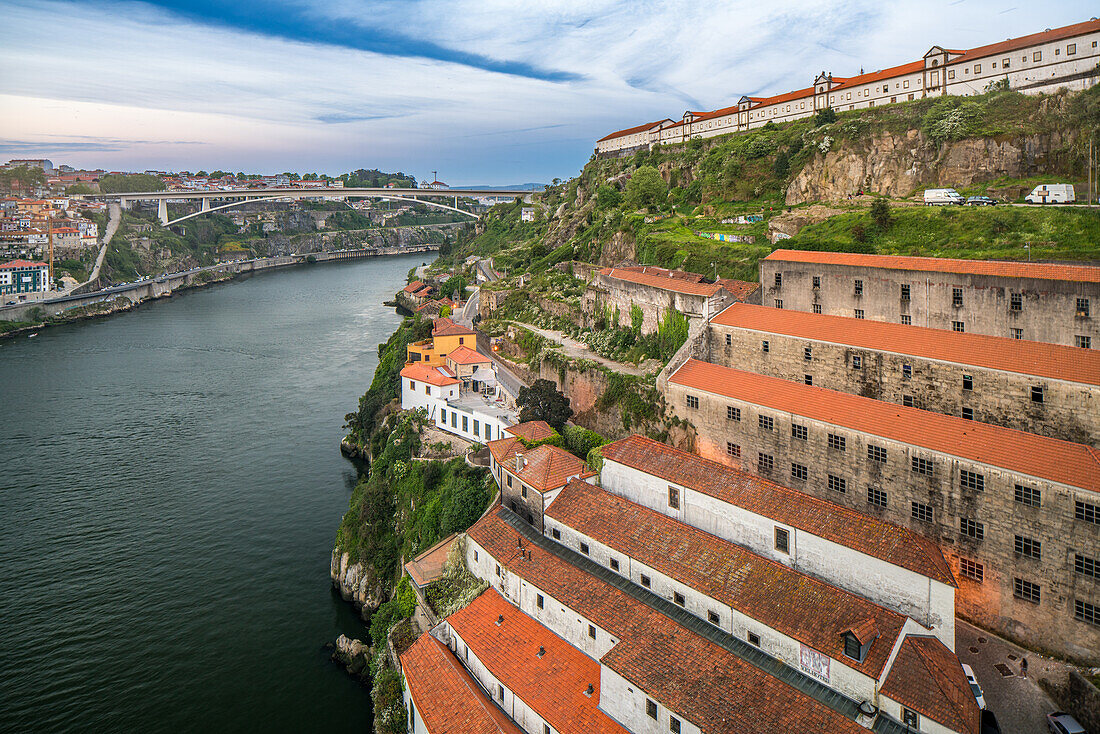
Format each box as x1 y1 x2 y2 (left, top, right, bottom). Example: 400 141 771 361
763 248 1100 283
500 443 595 493
447 588 630 734
399 632 524 734
432 317 476 337
487 435 525 465
711 302 1100 386
446 345 491 365
404 533 457 588
545 480 907 678
832 60 925 89
505 421 558 442
599 434 955 585
597 119 674 143
752 86 815 108
949 18 1100 66
0 259 48 268
401 362 459 387
715 278 761 301
880 636 981 734
669 359 1100 494
402 279 426 293
467 510 867 734
600 266 723 297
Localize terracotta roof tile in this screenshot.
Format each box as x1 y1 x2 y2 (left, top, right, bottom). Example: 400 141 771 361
715 278 761 301
404 533 457 588
505 421 558 442
468 511 867 734
545 480 907 678
446 345 491 365
402 279 426 293
880 636 981 734
948 18 1100 65
401 362 460 387
763 248 1100 283
669 359 1100 494
711 302 1100 386
487 435 525 465
600 434 955 585
600 266 724 297
832 60 925 89
399 632 524 734
752 86 816 107
597 119 674 143
447 588 630 734
432 317 476 337
0 259 48 268
501 443 595 493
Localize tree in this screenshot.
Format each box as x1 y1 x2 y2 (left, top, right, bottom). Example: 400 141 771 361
517 379 573 430
870 197 893 230
813 107 837 126
595 185 622 209
772 150 790 178
98 173 166 193
625 166 667 211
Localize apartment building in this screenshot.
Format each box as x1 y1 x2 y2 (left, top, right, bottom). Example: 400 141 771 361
488 433 596 531
0 259 49 296
707 302 1100 445
759 249 1100 347
667 358 1100 661
597 18 1100 154
400 361 516 443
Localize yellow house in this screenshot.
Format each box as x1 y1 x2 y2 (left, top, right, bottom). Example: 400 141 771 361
406 317 477 366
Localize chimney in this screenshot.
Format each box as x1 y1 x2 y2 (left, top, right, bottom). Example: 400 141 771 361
585 684 594 697
537 646 546 658
496 614 504 626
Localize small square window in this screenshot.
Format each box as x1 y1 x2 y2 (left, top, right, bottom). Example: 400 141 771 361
804 374 813 386
670 716 681 734
813 303 822 314
901 314 911 325
552 527 561 540
673 591 685 607
1077 600 1100 627
962 374 972 390
1033 51 1041 62
1078 336 1092 349
686 395 699 409
775 527 790 553
827 433 845 451
775 299 783 309
544 725 550 734
960 517 984 541
1014 578 1040 604
854 279 863 296
902 364 912 379
1015 535 1041 560
912 456 933 476
1010 292 1022 311
851 355 862 369
725 333 732 346
726 442 741 458
641 574 651 588
903 394 914 407
952 321 965 333
588 624 596 639
900 284 911 301
1076 297 1090 317
647 699 658 720
1076 554 1099 580
1078 500 1100 524
962 407 973 420
912 501 933 523
903 708 919 727
668 485 680 510
757 452 774 475
708 610 720 625
868 445 887 463
960 557 984 583
758 415 774 431
727 405 741 421
1011 328 1023 340
496 563 501 577
827 474 847 493
774 273 782 287
498 684 505 700
812 276 821 289
537 593 544 609
1014 485 1041 507
791 462 807 481
747 632 761 646
1068 43 1076 55
762 340 770 353
1031 386 1044 403
521 486 527 499
854 309 865 320
580 542 589 555
610 558 620 571
792 424 807 440
961 470 985 492
868 487 888 508
953 288 964 307
804 346 812 361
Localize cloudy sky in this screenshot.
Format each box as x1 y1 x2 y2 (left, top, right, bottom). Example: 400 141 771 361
0 0 1095 184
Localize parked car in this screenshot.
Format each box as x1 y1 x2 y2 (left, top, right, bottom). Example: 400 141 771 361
1026 184 1076 204
1047 712 1087 734
961 664 986 709
924 188 965 205
981 710 1002 734
966 196 997 206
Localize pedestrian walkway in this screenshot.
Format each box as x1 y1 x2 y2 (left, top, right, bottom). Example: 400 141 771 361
510 321 653 376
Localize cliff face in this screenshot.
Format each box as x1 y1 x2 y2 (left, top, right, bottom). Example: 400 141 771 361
265 223 460 256
331 548 384 619
785 128 1078 204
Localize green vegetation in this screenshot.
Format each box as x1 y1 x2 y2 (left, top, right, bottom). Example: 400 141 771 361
561 424 607 460
98 173 166 193
0 166 46 192
64 183 97 195
340 168 416 188
517 378 574 429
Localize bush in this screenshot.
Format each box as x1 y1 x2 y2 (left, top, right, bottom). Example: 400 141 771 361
922 99 983 143
813 107 837 126
625 166 667 211
596 185 622 209
370 577 416 648
561 424 607 460
870 197 892 230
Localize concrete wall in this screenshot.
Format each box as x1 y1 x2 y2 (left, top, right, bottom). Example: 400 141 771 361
759 260 1100 347
707 322 1100 446
433 403 508 443
600 667 702 734
588 272 714 335
666 380 1100 662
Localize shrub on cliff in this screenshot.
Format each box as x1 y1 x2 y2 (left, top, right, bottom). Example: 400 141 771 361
562 424 607 461
517 378 574 430
345 316 432 443
625 166 667 211
370 577 416 648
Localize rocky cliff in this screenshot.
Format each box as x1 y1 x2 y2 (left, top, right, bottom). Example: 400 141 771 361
330 549 384 619
265 223 462 256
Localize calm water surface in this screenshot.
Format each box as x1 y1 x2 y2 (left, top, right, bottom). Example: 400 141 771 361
0 255 426 732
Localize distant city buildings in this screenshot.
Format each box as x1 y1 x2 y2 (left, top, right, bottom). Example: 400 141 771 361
0 259 50 297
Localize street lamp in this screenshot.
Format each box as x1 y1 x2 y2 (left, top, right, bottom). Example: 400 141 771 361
1024 243 1031 261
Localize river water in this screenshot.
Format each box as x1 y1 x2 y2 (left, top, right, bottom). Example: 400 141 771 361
0 254 427 732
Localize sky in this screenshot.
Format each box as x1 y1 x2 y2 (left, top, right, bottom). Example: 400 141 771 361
0 0 1096 185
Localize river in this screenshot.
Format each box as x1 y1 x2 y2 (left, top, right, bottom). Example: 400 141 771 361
0 254 428 732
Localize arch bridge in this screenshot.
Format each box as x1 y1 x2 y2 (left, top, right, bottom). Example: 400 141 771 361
94 187 533 226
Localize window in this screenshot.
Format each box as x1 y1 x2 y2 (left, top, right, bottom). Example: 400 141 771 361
774 273 782 287
852 355 863 369
854 309 865 320
1077 298 1090 317
1011 328 1023 340
854 279 863 296
953 287 963 307
900 284 910 301
962 374 973 391
827 433 846 451
912 456 933 476
708 610 720 625
1014 578 1040 604
868 487 888 508
725 333 732 346
462 416 468 431
844 634 862 660
804 346 813 361
775 527 790 553
903 395 914 407
496 563 502 577
762 340 770 353
1010 292 1022 311
952 321 965 333
668 486 680 510
903 708 919 727
960 557 984 583
775 299 783 309
1076 554 1099 580
1068 43 1077 55
580 542 589 555
813 304 822 314
1014 484 1041 507
552 527 561 540
521 486 527 499
748 631 761 646
757 452 774 474
473 419 480 435
610 558 620 572
727 405 741 421
962 407 974 421
439 409 446 425
828 475 847 494
902 364 912 380
792 424 807 440
1015 535 1041 560
544 726 550 734
507 475 513 488
901 315 911 325
424 385 430 395
812 275 821 289
537 593 545 609
961 470 985 492
641 574 651 588
974 63 981 74
588 624 596 639
1078 500 1100 524
498 684 505 700
670 716 681 734
759 415 774 431
1003 57 1010 68
791 462 808 481
868 445 887 463
647 699 658 720
1033 51 1041 62
948 69 956 79
1078 336 1093 349
1078 600 1100 627
1031 386 1044 403
960 518 984 541
673 591 685 607
686 395 699 409
912 501 934 523
726 442 741 458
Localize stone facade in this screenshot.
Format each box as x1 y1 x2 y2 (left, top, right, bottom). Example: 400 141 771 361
586 267 734 335
707 321 1100 446
666 378 1100 662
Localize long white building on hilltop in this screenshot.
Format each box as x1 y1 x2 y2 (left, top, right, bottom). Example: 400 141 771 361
597 18 1100 155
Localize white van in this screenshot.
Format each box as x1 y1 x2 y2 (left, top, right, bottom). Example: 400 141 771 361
924 188 964 206
1025 184 1075 204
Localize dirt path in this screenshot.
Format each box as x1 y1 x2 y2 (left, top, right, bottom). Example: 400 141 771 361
510 321 653 376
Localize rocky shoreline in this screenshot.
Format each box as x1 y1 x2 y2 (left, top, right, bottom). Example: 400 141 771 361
330 548 384 619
